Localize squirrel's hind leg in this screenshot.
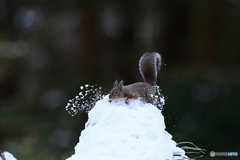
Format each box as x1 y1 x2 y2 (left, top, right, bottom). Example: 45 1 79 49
145 92 155 104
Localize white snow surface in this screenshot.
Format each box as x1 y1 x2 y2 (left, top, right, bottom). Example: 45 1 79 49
0 152 17 160
67 95 186 160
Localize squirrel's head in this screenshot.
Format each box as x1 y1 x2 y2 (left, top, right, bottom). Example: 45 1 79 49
109 80 124 101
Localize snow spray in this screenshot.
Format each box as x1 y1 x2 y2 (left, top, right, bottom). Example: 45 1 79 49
66 84 165 116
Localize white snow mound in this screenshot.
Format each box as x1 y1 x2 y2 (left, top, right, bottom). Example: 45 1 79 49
67 95 186 160
0 152 17 160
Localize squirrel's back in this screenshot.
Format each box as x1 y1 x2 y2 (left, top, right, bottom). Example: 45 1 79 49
139 52 161 86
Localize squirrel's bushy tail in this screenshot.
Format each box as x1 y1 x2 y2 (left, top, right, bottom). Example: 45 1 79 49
139 52 161 86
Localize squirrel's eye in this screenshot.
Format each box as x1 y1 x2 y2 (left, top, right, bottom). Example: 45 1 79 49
115 91 118 94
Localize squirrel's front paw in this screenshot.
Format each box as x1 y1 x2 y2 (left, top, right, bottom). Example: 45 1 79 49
108 99 112 103
125 99 130 104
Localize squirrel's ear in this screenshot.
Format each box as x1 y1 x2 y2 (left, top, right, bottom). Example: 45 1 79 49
119 80 124 91
113 80 118 87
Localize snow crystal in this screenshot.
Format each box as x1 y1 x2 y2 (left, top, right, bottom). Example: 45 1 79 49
0 152 17 160
66 84 105 116
66 95 186 160
154 85 165 110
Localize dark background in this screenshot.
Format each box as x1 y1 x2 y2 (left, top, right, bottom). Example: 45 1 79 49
0 0 240 159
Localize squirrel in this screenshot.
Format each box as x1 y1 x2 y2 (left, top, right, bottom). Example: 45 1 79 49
108 52 161 104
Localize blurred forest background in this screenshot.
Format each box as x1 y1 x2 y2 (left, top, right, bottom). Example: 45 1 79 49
0 0 240 159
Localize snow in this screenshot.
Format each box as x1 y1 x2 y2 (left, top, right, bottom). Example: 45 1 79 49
0 152 17 160
67 95 186 160
66 84 104 115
